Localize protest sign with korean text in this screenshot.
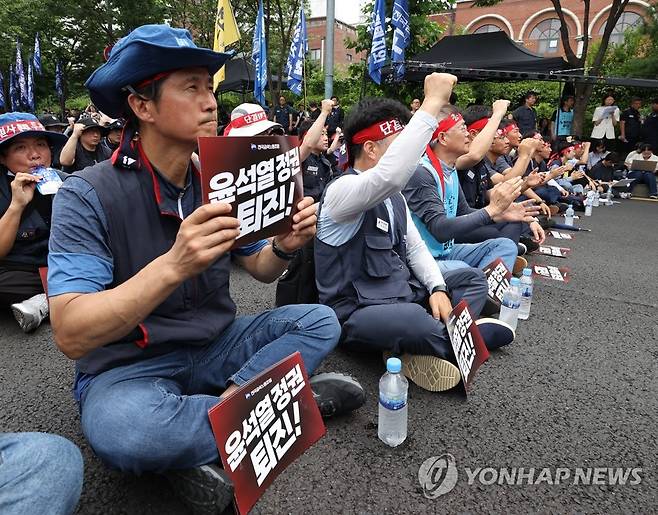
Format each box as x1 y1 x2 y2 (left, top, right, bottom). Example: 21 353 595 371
208 352 325 515
532 265 570 283
198 136 304 248
536 245 571 259
482 258 511 306
447 300 490 393
549 230 573 240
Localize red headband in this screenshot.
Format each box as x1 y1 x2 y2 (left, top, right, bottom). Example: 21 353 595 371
0 120 45 144
351 119 405 144
501 123 518 136
431 113 464 140
224 110 269 136
133 71 174 90
560 145 576 156
467 117 489 132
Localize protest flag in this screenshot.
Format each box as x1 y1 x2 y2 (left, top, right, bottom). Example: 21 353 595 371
15 40 29 110
34 33 42 75
367 0 388 84
0 71 5 110
27 58 35 112
286 7 307 96
252 0 268 107
213 0 240 90
391 0 410 81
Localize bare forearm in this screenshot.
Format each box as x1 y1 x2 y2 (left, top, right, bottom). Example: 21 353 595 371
503 154 531 180
300 112 329 162
238 243 290 283
455 114 505 169
59 136 78 166
51 254 182 359
0 205 23 258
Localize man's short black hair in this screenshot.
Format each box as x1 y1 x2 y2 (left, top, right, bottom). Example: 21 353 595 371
331 95 338 101
525 91 538 100
309 101 318 108
500 119 516 129
462 105 492 126
298 119 316 141
344 97 411 166
604 152 619 163
562 95 575 105
631 96 642 103
557 140 575 154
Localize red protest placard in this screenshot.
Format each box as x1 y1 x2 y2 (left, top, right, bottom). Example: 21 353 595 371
208 352 326 515
447 301 490 393
198 136 304 248
536 245 571 258
38 267 48 296
549 230 573 240
482 258 511 306
532 264 570 283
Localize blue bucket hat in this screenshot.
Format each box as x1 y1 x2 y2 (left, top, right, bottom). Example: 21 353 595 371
85 24 234 118
0 112 68 150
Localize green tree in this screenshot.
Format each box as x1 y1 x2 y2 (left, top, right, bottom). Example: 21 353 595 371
473 0 636 136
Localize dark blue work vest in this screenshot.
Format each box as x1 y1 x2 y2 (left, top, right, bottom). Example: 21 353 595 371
0 169 65 269
71 159 236 374
303 152 334 202
314 169 416 323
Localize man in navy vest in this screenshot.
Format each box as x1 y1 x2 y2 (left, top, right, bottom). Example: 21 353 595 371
315 74 515 395
47 24 364 514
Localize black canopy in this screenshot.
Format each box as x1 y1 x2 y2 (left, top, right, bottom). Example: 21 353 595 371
216 57 284 94
410 32 569 77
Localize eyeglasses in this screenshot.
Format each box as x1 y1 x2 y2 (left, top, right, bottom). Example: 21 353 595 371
264 126 286 136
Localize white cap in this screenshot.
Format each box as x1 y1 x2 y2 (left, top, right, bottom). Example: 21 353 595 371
225 103 283 136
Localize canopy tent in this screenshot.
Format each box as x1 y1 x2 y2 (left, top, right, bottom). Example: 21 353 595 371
216 57 284 95
392 32 658 89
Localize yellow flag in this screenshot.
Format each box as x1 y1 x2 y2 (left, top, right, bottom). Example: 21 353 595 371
213 0 241 90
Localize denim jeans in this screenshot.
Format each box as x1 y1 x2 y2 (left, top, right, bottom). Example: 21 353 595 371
628 171 658 196
0 432 83 515
437 238 517 274
79 304 340 474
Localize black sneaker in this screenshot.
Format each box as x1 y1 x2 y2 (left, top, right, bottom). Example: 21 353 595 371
165 464 234 514
519 236 539 254
310 373 365 418
517 242 527 256
476 318 515 350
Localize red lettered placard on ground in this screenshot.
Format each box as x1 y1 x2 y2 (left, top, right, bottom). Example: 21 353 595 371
208 352 326 515
537 245 571 258
198 136 304 248
549 230 573 240
447 301 490 393
532 264 570 283
482 258 511 306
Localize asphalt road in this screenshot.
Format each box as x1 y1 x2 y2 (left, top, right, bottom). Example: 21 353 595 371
1 199 656 514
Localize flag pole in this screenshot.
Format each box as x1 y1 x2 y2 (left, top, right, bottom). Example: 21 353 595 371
303 54 307 112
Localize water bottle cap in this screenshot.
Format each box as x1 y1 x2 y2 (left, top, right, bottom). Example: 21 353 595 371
522 268 532 276
510 277 521 286
386 357 402 373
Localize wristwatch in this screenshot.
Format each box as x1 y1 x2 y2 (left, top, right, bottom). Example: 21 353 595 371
271 238 298 261
431 285 449 295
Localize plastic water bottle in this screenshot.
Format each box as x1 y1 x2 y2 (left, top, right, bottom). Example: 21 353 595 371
499 277 521 331
378 357 408 447
593 191 600 207
565 204 575 226
585 192 593 217
518 268 533 320
606 187 613 204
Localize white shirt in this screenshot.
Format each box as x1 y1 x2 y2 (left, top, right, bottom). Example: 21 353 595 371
318 110 447 292
624 151 658 170
591 106 620 140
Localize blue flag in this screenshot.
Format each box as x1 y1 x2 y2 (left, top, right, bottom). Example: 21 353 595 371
56 60 64 100
251 0 268 107
34 33 42 75
0 71 5 110
286 8 307 96
27 58 35 112
391 0 410 81
367 0 388 85
15 40 29 110
9 65 20 111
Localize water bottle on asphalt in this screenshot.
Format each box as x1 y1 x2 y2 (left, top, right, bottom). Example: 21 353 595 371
593 190 600 207
606 187 613 204
378 357 408 447
518 268 533 320
585 192 593 217
565 204 575 226
499 277 521 331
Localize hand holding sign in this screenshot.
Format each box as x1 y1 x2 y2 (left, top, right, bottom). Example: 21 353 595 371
273 196 317 253
165 202 240 282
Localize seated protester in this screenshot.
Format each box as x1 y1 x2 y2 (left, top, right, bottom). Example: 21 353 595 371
403 107 543 277
0 112 67 332
0 431 84 514
547 141 592 194
624 143 658 198
38 114 69 169
590 152 620 182
587 139 608 169
59 117 112 173
315 74 516 392
100 118 124 153
48 25 365 514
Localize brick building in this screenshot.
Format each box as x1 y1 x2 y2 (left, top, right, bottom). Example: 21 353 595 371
306 17 366 70
432 0 651 57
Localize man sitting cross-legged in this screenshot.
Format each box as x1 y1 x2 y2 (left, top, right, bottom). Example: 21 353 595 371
315 74 516 394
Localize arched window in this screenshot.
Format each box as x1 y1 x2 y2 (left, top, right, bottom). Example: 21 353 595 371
529 18 561 54
601 11 643 45
474 24 502 34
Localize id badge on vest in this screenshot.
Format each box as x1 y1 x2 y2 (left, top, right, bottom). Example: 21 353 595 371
376 218 389 233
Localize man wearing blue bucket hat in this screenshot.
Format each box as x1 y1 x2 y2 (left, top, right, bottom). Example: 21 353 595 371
47 24 365 513
0 112 67 332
